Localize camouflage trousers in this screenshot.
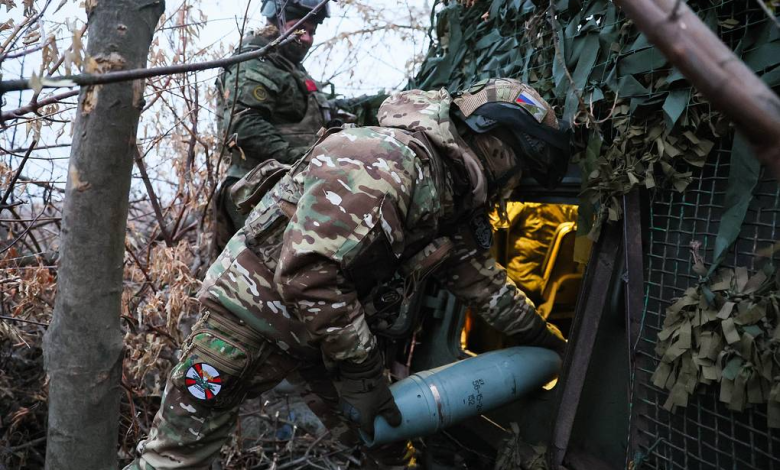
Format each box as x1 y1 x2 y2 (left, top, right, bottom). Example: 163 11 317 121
123 309 356 470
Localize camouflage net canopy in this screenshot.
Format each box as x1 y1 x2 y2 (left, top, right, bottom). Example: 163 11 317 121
413 0 780 468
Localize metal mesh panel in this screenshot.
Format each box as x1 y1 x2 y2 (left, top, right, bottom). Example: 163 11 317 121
634 148 780 469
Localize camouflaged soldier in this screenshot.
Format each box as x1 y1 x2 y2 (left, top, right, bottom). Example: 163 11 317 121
213 0 332 246
125 78 572 469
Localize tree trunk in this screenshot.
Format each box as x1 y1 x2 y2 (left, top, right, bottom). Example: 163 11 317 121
42 0 164 469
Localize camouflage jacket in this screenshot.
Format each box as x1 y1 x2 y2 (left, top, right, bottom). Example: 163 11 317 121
200 88 549 364
216 32 331 179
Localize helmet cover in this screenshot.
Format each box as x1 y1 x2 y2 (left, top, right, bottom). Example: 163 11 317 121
261 0 330 24
452 78 572 189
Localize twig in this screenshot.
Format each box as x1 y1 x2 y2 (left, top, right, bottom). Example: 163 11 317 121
591 90 621 124
0 0 332 93
15 175 66 194
0 206 49 256
0 17 35 57
3 41 48 60
0 315 49 327
125 242 157 294
173 220 198 242
0 217 61 222
150 88 211 153
186 81 199 174
169 193 189 239
134 147 174 247
0 0 54 60
1 90 80 122
121 381 141 437
0 140 38 214
9 206 44 254
276 431 332 469
141 75 173 113
3 143 72 154
147 324 177 343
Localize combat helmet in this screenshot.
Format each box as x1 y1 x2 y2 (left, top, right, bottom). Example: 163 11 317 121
261 0 330 25
452 78 572 190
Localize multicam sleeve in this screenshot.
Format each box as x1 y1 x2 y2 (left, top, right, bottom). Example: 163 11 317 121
434 223 549 340
274 129 417 363
221 63 306 164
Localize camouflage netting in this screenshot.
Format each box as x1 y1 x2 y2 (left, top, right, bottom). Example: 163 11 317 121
412 0 780 468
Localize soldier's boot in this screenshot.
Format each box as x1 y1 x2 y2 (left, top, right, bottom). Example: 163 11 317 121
123 310 297 469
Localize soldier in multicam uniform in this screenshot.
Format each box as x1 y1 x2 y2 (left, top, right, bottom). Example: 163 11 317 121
124 78 572 469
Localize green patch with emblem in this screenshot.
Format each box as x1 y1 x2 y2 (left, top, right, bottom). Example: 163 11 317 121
252 85 268 102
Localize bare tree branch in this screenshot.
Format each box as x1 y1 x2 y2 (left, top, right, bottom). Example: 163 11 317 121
0 0 54 60
133 148 174 248
3 143 72 154
0 140 38 213
1 90 80 122
4 41 49 60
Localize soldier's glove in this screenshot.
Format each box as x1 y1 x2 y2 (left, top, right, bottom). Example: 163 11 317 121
338 350 402 437
515 320 567 358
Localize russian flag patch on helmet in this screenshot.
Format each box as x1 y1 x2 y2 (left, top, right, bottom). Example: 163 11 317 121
515 91 543 109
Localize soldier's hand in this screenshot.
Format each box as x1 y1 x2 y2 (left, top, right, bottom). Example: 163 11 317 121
338 350 402 438
514 320 567 358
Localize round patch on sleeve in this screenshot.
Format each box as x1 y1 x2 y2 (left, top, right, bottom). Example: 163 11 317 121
185 363 222 400
252 85 268 102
